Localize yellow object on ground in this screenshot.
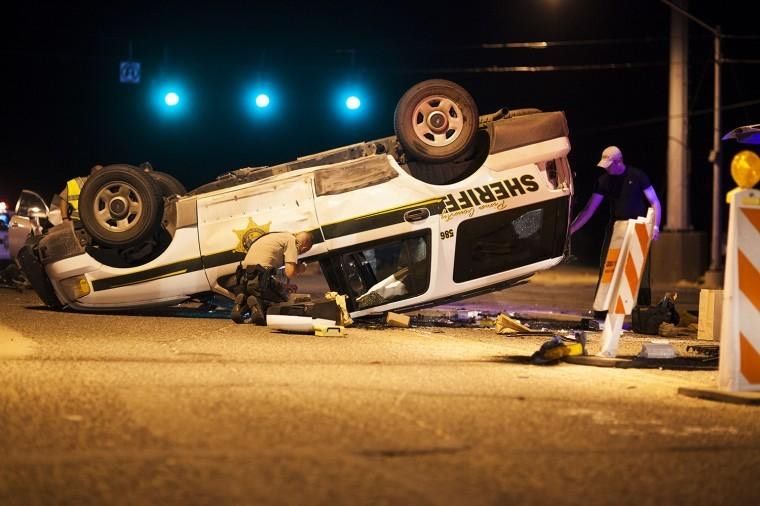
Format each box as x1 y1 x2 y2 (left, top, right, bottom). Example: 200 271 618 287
541 342 584 361
314 324 345 337
325 292 353 326
494 313 531 334
530 338 586 364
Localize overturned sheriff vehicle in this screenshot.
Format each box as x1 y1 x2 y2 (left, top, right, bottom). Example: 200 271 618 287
13 79 574 319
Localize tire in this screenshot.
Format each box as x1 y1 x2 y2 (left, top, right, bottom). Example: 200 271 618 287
78 164 163 248
149 171 186 198
394 79 479 163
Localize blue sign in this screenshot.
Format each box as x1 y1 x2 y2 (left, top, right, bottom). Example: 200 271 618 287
120 61 141 84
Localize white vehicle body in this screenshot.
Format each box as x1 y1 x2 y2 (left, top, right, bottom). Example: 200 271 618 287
16 83 574 318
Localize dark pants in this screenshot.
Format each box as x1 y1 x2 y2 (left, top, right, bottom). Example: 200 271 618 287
231 265 289 324
238 265 288 301
595 221 652 313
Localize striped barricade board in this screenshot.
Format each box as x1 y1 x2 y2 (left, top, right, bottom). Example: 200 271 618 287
596 209 654 357
593 220 628 313
719 189 760 392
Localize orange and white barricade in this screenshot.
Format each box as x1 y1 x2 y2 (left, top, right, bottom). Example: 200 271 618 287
593 208 655 357
718 184 760 391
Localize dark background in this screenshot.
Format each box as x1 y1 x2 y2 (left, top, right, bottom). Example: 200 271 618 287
2 1 758 263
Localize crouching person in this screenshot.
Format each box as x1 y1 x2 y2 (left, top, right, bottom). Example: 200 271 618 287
231 231 314 324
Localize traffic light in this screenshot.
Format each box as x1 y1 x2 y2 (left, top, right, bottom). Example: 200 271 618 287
345 95 361 110
334 83 369 120
254 93 270 108
164 91 180 107
243 80 279 120
150 79 190 118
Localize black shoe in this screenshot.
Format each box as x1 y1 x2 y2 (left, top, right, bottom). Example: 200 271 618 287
247 295 266 325
231 293 250 324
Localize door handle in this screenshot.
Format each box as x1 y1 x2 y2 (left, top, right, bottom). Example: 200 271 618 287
404 208 430 223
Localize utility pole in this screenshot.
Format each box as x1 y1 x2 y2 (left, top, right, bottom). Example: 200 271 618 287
666 0 689 231
705 26 723 287
658 0 723 286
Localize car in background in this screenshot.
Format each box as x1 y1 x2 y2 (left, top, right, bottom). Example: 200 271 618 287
13 79 575 319
723 124 760 145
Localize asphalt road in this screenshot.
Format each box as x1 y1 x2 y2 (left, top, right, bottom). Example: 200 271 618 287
1 266 759 505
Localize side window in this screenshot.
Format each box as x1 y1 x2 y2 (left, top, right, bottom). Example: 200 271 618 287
336 233 431 310
453 198 568 283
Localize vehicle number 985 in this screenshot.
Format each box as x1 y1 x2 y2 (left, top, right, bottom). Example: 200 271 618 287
440 229 454 240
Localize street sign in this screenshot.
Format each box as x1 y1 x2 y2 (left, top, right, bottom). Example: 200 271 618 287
119 61 141 84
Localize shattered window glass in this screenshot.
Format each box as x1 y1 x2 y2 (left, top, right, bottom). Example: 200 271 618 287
512 209 543 239
338 234 430 309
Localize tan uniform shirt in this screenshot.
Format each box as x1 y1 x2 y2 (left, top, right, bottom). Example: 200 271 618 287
242 232 297 270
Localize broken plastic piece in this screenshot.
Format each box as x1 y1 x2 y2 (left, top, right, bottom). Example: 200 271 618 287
266 315 338 333
456 310 480 321
579 318 603 331
495 313 531 334
266 314 314 332
325 291 353 326
638 341 677 359
386 312 410 327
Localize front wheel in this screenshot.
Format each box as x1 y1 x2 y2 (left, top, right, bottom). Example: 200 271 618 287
78 164 163 248
394 79 479 163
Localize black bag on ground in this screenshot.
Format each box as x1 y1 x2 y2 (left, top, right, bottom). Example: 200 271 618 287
632 293 679 334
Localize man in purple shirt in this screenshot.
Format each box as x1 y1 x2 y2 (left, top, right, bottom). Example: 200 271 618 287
570 146 661 316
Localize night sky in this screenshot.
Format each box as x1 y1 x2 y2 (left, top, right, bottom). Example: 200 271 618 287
2 1 759 262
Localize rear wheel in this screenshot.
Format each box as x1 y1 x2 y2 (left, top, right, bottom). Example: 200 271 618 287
394 79 479 163
78 164 163 248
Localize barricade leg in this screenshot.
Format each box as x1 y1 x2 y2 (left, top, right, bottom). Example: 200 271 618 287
598 313 625 357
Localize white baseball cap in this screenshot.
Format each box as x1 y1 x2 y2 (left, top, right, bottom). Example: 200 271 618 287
597 146 623 169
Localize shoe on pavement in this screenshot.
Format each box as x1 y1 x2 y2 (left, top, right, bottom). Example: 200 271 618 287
231 293 250 324
247 296 266 325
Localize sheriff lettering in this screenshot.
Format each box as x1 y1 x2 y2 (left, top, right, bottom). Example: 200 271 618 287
441 174 539 213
